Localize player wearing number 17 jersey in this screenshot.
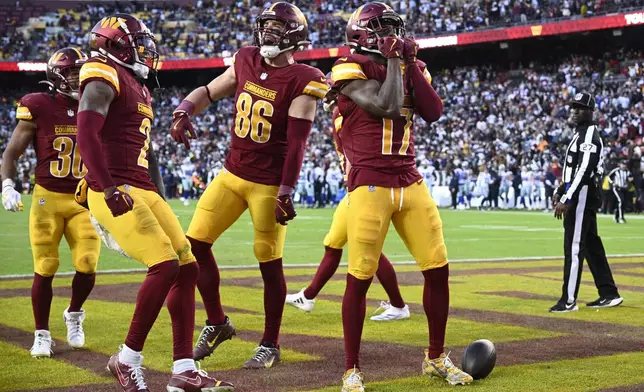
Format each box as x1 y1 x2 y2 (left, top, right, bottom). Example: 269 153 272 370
333 3 472 391
171 2 328 369
1 47 100 359
76 14 232 392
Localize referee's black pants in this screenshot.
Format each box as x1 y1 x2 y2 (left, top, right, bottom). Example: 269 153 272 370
560 185 619 304
612 187 626 221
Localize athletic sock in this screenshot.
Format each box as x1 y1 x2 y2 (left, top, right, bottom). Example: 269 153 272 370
167 262 199 361
259 258 286 345
422 264 450 359
32 274 54 331
342 274 372 370
189 237 226 325
69 271 95 312
303 247 343 299
375 254 405 308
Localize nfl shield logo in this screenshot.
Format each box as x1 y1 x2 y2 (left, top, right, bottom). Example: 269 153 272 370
67 109 74 117
39 198 45 205
260 73 268 80
368 185 375 192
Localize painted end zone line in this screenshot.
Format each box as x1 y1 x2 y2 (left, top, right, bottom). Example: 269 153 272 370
2 253 643 280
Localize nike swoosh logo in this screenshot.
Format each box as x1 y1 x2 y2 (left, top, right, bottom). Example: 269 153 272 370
209 331 222 346
430 362 448 378
265 358 275 368
116 366 130 386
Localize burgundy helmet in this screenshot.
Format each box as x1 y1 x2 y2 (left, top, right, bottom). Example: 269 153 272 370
88 13 159 79
345 2 406 55
254 2 310 59
45 47 87 100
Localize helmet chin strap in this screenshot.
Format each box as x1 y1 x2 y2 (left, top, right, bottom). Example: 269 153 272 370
259 44 295 59
38 80 79 100
97 48 149 79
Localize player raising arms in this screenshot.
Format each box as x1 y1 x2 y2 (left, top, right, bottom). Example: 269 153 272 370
332 3 473 391
1 48 100 358
171 2 327 369
76 14 233 391
286 85 410 322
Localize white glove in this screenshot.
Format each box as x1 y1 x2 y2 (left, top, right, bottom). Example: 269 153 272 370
89 213 132 259
2 179 23 212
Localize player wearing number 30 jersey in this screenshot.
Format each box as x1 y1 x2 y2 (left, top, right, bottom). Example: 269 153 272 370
1 47 100 359
76 13 232 392
333 3 472 391
171 2 327 370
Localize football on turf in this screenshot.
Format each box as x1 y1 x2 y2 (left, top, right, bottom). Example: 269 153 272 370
460 339 496 379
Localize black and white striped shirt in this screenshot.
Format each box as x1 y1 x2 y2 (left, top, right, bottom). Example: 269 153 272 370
558 123 603 205
608 168 631 190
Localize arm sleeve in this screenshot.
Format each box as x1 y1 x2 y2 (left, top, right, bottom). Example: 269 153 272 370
280 116 313 192
409 63 442 123
561 126 600 204
76 110 114 190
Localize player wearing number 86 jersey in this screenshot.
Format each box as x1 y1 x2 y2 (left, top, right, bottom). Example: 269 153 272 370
77 13 232 392
1 47 100 358
171 2 328 369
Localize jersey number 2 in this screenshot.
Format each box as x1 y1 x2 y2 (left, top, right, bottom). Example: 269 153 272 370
138 118 151 168
234 92 273 143
50 137 86 179
382 108 413 155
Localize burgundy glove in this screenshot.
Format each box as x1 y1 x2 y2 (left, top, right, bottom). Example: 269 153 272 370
171 110 197 150
403 37 418 64
275 194 296 225
377 36 403 59
105 189 134 217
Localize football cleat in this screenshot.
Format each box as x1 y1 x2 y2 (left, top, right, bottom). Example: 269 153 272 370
370 301 410 321
30 330 54 358
243 344 280 369
107 351 149 391
422 351 473 386
285 288 315 312
586 296 623 309
549 301 578 313
341 367 365 392
193 317 236 361
167 368 234 392
63 307 86 348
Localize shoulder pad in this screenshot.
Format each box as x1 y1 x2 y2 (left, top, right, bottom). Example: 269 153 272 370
331 54 369 84
298 65 329 99
79 56 121 96
16 93 49 121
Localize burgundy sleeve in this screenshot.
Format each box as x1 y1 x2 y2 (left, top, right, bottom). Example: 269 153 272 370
280 116 313 194
409 63 442 123
76 110 114 190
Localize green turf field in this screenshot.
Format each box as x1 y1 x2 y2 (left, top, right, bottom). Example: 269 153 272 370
0 195 642 276
1 195 643 392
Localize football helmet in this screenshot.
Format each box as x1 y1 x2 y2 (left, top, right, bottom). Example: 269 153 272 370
88 13 159 79
345 2 406 55
43 47 87 100
254 2 310 59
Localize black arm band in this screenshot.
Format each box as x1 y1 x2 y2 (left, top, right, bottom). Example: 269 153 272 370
204 85 213 103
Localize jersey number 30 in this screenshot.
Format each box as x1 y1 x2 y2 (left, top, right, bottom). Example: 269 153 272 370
50 136 86 179
234 92 273 143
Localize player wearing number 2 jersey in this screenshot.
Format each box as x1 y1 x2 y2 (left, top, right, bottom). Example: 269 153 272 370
76 14 233 392
171 2 327 370
1 47 101 359
333 3 472 391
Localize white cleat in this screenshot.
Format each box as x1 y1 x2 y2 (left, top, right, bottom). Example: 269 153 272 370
285 288 315 312
63 307 85 348
370 301 410 321
30 330 54 358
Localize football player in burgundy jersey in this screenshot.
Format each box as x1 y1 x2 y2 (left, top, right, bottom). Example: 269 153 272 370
1 47 101 359
75 14 233 392
285 82 410 321
330 3 472 391
170 2 328 369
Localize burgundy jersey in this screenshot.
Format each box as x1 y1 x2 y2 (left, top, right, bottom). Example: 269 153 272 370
331 54 433 191
331 107 349 182
79 55 156 192
224 46 328 186
15 93 84 194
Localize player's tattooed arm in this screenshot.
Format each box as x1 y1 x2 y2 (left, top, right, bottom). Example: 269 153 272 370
1 120 37 184
340 59 404 118
147 143 165 200
182 65 237 115
77 80 116 196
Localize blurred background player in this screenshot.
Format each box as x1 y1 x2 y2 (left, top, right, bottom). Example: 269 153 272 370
608 160 632 223
180 156 196 205
1 47 100 358
76 14 232 391
331 3 472 391
286 84 410 322
171 2 328 370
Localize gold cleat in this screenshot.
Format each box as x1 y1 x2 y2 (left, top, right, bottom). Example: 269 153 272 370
422 350 473 386
341 367 365 392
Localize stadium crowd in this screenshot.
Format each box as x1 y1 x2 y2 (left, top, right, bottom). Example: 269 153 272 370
0 0 640 61
1 46 642 213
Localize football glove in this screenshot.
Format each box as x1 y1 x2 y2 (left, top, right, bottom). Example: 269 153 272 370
171 110 198 150
74 178 89 209
2 179 23 212
378 36 403 59
105 189 134 217
89 214 131 258
275 194 296 225
403 37 418 64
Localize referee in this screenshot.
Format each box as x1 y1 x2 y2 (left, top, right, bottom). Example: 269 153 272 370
608 161 632 223
550 92 622 313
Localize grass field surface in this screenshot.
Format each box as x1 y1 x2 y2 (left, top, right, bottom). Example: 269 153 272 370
1 195 643 391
